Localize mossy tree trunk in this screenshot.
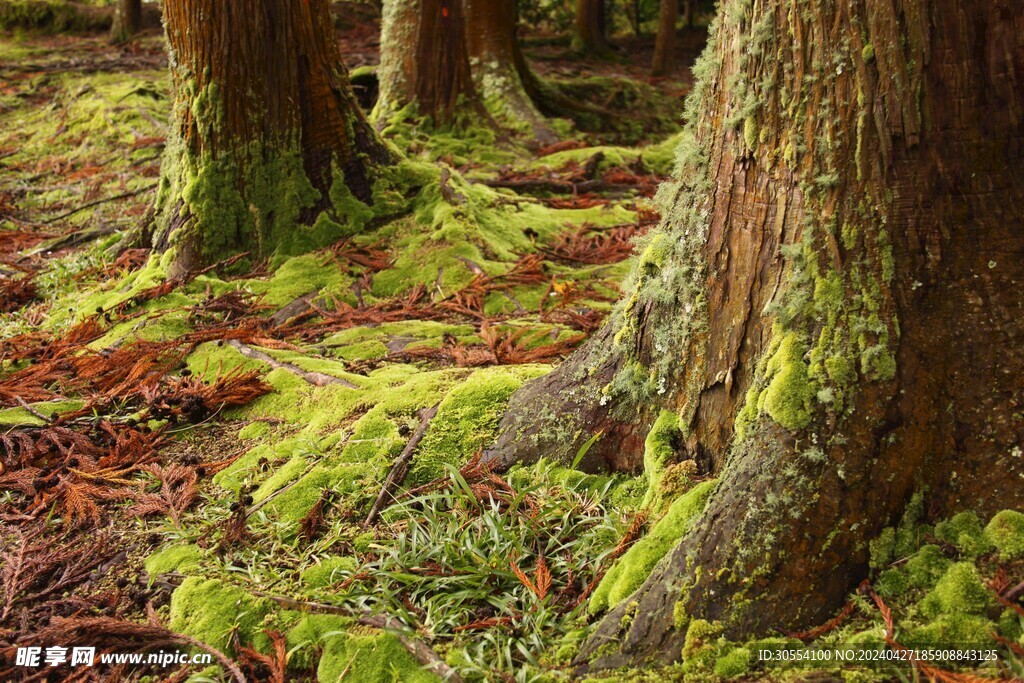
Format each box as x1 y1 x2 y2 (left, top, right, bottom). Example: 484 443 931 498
650 0 677 76
574 0 610 55
109 0 140 43
486 0 1024 668
376 0 480 125
375 0 557 144
463 0 560 145
150 0 395 276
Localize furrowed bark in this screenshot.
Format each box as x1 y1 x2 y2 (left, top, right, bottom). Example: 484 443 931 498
151 0 395 275
487 0 1024 670
377 0 479 125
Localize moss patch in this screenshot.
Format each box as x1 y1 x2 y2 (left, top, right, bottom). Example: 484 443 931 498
589 479 717 614
144 544 203 578
984 510 1024 561
168 577 272 654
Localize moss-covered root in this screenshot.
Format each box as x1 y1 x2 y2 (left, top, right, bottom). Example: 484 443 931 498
588 480 717 614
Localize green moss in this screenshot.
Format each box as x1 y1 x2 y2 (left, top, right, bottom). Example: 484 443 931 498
409 366 545 485
861 43 875 63
681 619 723 675
238 421 272 440
998 609 1023 642
589 479 717 614
919 562 991 618
265 462 372 525
316 628 441 683
673 600 690 631
714 646 753 679
904 613 996 649
168 577 272 654
241 252 347 309
639 410 681 512
869 526 896 570
301 556 359 588
743 116 759 152
934 512 995 558
144 544 203 578
984 510 1024 561
0 399 84 426
875 567 909 598
251 455 309 504
905 544 951 589
761 332 815 431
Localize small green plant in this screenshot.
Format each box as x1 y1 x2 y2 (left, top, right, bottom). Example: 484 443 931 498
329 465 629 681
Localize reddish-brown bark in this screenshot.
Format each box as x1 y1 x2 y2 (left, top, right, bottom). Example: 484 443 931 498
574 0 610 55
151 0 393 273
488 0 1024 669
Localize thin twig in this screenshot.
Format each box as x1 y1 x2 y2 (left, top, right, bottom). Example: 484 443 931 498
42 183 157 224
364 403 440 525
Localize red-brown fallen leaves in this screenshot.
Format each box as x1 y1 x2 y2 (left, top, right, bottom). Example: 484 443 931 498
0 525 111 623
327 238 393 273
0 274 38 313
127 463 199 528
355 323 586 372
511 555 552 601
543 220 654 265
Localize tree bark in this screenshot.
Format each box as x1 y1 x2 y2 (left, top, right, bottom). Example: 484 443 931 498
574 0 610 55
462 0 558 145
650 0 678 77
150 0 395 276
487 0 1024 669
109 0 141 44
376 0 479 125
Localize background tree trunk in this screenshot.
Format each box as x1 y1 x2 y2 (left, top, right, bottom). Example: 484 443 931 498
150 0 394 276
463 0 558 145
376 0 479 124
488 0 1024 670
650 0 678 76
573 0 609 55
109 0 140 44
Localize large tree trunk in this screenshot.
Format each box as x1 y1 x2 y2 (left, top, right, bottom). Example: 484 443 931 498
650 0 677 77
573 0 610 55
109 0 140 44
487 0 1024 669
150 0 394 277
376 0 478 125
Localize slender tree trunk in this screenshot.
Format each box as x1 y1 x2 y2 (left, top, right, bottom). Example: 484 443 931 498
150 0 394 277
376 0 478 125
487 0 1024 669
574 0 610 55
109 0 141 44
650 0 678 77
683 0 694 28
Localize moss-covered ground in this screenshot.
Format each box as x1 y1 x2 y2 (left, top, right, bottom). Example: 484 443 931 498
2 23 1022 683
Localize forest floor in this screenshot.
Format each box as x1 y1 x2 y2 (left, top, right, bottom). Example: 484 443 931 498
1 15 1023 683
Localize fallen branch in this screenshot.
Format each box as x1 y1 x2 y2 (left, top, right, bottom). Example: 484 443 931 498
42 182 157 224
227 340 356 388
364 403 440 525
